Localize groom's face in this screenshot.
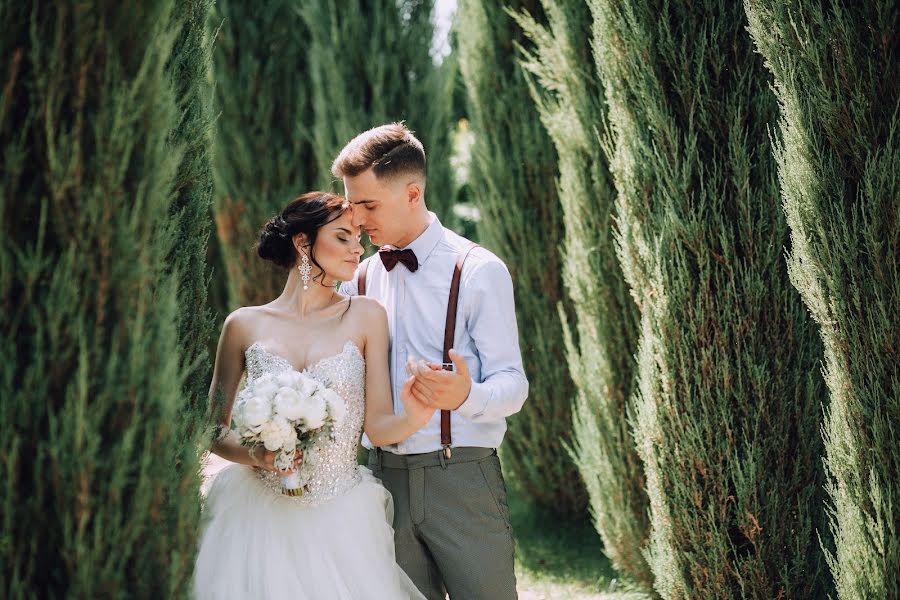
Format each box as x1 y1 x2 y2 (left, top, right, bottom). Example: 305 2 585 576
344 168 417 248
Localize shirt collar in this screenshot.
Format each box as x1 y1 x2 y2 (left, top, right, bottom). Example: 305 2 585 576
396 212 443 267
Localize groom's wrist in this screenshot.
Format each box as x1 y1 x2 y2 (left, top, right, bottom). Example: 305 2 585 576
454 381 488 419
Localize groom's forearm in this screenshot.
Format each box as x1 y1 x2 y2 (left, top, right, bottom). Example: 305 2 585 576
455 371 529 422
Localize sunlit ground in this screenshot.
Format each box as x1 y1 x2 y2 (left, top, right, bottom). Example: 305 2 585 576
507 485 651 600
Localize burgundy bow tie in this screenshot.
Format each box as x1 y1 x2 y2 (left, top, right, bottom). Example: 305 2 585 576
379 247 419 272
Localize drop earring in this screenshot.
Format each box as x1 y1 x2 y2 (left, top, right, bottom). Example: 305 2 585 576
299 254 311 290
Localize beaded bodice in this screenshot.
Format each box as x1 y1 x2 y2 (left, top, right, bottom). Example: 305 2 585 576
243 340 365 506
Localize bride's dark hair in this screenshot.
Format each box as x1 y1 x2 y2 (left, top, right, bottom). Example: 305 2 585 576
257 192 349 280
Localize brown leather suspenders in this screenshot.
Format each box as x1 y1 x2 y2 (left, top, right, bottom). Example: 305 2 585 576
356 243 478 458
357 259 369 296
440 243 478 457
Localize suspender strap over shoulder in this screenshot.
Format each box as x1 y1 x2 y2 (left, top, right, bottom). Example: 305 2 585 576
441 242 479 459
357 260 369 297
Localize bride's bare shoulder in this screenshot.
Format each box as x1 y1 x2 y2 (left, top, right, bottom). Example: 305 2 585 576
223 304 269 326
343 297 387 340
346 295 387 320
219 305 273 344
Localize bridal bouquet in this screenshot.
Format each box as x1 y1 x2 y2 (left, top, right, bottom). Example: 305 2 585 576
233 370 347 495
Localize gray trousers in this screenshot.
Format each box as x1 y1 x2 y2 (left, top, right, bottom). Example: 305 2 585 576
368 447 517 600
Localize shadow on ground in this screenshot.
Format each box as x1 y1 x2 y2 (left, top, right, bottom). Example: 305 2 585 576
508 487 650 599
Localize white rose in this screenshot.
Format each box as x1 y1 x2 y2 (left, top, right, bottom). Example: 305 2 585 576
240 395 271 429
323 389 346 427
275 371 297 388
300 373 323 398
260 416 293 451
253 377 280 400
300 392 328 430
274 387 304 420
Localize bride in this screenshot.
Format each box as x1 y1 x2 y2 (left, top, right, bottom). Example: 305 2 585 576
194 192 428 599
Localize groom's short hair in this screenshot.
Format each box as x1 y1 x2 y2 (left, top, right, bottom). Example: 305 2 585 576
331 123 426 182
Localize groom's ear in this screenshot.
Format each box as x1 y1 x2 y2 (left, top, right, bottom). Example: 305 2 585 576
405 181 423 207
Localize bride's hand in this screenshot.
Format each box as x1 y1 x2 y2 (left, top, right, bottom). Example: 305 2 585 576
400 376 437 428
252 447 303 474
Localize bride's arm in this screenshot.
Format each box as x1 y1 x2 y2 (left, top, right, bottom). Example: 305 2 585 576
361 299 435 446
207 311 296 472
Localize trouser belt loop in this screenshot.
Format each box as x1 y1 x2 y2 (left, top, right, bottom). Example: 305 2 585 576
438 449 447 470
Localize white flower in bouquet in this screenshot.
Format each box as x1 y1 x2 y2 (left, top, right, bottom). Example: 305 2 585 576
241 395 271 431
298 391 328 430
260 415 295 452
275 370 318 396
231 366 351 496
253 374 281 400
322 388 346 427
273 387 305 421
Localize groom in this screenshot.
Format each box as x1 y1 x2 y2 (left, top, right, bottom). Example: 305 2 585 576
335 123 528 600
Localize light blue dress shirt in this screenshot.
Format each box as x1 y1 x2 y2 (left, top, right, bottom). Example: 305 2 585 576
340 212 529 454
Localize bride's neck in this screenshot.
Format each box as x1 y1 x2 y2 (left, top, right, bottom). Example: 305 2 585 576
277 268 337 317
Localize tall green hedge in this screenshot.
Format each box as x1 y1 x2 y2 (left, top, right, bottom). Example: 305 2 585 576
590 0 829 596
300 0 456 228
169 0 215 413
0 1 211 596
746 2 900 598
209 0 317 308
513 1 651 587
457 0 585 514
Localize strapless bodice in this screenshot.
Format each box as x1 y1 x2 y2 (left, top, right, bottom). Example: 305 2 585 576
243 340 366 506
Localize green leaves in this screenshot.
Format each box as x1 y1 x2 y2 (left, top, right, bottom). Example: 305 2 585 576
746 2 900 597
0 1 212 596
457 0 585 515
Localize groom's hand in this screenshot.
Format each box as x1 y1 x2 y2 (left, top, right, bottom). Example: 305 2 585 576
411 349 472 411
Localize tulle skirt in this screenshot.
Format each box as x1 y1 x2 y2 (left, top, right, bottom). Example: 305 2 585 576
194 463 424 599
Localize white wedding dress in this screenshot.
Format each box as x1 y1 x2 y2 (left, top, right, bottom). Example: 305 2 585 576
194 340 424 599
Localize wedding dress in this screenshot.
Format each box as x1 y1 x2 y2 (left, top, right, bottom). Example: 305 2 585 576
194 340 424 599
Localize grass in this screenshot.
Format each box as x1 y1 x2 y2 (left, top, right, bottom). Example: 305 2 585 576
508 488 652 600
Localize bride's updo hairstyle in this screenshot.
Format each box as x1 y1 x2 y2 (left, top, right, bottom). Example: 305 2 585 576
257 191 349 276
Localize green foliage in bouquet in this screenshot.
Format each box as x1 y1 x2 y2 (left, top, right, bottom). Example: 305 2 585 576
457 0 585 515
512 1 652 589
745 2 900 598
209 0 318 308
590 0 830 596
0 1 212 596
300 0 457 229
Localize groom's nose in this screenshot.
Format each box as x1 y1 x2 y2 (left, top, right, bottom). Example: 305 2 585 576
350 209 364 228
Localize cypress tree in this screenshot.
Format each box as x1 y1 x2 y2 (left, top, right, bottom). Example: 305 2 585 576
513 2 652 587
168 0 215 413
745 3 900 598
457 0 585 514
0 1 209 597
210 0 317 308
589 0 830 597
300 0 456 228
